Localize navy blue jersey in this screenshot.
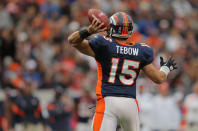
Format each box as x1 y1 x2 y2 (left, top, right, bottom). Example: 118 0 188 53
89 35 153 99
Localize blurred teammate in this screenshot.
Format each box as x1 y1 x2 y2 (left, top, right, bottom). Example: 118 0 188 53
0 101 7 131
10 83 43 131
46 86 72 131
75 89 95 131
68 12 177 131
184 82 198 131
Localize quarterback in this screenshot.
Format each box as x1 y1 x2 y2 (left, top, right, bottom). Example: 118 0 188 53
68 12 177 131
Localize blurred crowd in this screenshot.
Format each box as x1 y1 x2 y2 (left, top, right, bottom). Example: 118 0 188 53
0 0 198 131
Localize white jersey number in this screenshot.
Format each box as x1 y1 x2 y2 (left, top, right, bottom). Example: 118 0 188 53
108 58 140 85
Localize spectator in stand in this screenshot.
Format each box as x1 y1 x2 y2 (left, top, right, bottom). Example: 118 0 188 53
23 59 42 89
0 2 13 29
0 29 16 61
150 83 182 131
184 82 198 131
137 80 153 131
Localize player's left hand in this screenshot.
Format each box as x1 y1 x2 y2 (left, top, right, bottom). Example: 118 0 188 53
160 56 177 71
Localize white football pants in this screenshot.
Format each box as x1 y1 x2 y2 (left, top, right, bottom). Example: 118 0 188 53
92 96 140 131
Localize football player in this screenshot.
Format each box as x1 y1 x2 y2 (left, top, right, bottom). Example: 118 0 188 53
68 12 177 131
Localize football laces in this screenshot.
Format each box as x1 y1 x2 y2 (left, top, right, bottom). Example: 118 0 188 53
92 14 101 23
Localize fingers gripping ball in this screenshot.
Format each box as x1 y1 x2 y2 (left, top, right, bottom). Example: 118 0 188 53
88 9 110 30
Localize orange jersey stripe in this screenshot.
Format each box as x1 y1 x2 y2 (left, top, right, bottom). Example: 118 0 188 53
93 61 105 131
135 99 139 113
47 103 56 110
34 105 42 118
96 61 103 97
12 104 25 117
117 41 135 46
93 98 105 131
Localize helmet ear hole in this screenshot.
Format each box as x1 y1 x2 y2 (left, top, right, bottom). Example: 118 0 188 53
109 27 115 37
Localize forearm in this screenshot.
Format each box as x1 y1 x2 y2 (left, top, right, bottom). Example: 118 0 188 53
68 19 106 46
68 31 84 47
143 64 168 84
152 71 167 84
144 56 177 84
67 29 95 57
154 65 171 83
67 19 107 57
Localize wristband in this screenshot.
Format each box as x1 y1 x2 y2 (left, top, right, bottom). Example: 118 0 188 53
160 66 170 76
79 29 91 39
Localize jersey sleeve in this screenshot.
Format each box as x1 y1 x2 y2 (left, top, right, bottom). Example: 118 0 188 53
140 45 154 68
88 35 106 57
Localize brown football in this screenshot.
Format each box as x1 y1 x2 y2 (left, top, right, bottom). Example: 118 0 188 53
88 9 110 30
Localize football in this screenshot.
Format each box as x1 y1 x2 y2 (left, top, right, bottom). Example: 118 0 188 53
88 9 110 30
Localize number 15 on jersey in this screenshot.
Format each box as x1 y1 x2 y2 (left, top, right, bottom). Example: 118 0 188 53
108 57 140 85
